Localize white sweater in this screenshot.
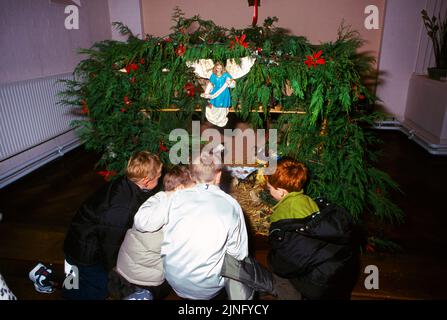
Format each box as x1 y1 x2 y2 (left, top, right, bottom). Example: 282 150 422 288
134 184 248 299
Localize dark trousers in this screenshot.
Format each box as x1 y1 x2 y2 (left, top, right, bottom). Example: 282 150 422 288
62 257 108 300
108 269 172 300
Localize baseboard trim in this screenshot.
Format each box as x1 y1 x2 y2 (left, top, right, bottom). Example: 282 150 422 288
0 135 82 189
374 120 447 156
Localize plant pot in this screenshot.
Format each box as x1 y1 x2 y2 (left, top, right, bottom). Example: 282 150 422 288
427 68 447 81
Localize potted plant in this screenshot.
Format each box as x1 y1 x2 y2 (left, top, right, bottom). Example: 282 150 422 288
421 9 447 80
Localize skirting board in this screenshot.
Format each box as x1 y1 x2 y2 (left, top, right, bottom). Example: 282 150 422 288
374 119 447 156
0 130 82 189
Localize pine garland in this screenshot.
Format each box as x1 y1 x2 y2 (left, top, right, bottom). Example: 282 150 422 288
59 9 403 223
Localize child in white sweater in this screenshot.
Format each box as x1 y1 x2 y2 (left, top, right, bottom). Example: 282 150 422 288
109 165 194 300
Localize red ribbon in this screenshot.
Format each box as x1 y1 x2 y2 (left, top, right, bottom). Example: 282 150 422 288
252 0 259 27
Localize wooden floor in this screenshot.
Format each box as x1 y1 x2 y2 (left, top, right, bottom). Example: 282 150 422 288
1 130 446 300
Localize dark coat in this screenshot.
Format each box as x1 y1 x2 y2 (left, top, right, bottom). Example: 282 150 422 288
268 200 363 300
64 176 154 271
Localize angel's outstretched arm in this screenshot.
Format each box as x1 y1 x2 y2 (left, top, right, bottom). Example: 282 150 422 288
202 74 235 100
204 81 213 95
205 82 229 100
200 81 214 99
226 78 236 88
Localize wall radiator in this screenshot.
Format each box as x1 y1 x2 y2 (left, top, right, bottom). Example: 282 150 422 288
0 73 83 188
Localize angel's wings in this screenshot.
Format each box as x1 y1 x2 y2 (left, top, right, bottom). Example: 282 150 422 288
186 56 256 79
186 59 214 78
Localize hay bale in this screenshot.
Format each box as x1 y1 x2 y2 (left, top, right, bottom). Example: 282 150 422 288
229 174 273 236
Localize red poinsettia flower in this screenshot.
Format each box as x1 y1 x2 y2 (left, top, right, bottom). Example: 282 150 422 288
159 142 169 153
230 34 249 49
124 96 131 105
125 63 139 74
81 106 89 115
120 107 126 113
163 37 172 43
175 44 186 56
80 99 89 115
97 170 117 181
352 84 366 100
140 58 145 65
304 50 326 69
183 82 195 97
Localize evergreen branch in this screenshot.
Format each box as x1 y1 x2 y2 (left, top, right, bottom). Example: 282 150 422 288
112 22 135 38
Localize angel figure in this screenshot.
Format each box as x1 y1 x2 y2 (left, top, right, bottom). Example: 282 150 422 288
187 57 255 127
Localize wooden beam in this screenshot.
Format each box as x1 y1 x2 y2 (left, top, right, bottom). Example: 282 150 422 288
141 107 306 114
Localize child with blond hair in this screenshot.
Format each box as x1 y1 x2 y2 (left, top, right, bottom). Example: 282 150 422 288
63 151 162 300
134 152 249 300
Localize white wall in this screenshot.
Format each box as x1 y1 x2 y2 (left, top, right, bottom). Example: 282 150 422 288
376 0 447 121
0 0 147 187
108 0 143 41
142 0 385 70
0 0 112 84
0 0 112 187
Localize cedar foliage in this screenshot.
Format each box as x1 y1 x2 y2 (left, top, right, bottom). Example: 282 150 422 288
60 9 403 223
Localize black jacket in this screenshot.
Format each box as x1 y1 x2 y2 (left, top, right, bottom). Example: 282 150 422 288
64 176 154 271
268 200 362 299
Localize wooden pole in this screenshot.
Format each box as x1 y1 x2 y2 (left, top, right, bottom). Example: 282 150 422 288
141 106 306 114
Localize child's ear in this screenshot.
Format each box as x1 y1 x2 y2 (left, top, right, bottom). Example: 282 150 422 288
214 171 222 184
139 176 147 183
277 187 289 197
143 176 154 189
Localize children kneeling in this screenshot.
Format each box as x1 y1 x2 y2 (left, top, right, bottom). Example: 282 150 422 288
109 165 194 300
